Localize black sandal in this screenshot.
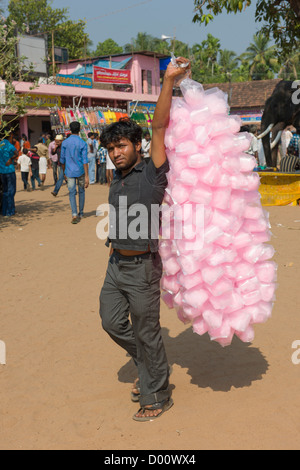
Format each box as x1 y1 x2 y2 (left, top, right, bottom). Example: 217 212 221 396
133 398 174 422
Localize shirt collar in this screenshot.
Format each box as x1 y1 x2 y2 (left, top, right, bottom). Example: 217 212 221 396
116 160 146 179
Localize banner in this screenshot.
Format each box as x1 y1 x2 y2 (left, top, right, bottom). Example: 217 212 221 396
56 74 93 89
93 66 131 85
20 94 61 108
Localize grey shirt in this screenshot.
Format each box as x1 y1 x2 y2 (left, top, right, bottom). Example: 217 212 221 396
106 158 169 252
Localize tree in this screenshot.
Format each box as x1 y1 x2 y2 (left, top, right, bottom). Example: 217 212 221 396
0 18 38 138
93 39 123 57
7 0 90 61
218 49 239 81
240 32 279 80
190 34 222 83
278 50 300 79
192 0 300 58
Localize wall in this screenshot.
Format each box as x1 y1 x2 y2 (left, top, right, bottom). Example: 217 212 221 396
131 55 160 95
58 54 161 96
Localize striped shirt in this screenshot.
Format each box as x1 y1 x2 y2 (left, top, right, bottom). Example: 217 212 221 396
280 154 300 172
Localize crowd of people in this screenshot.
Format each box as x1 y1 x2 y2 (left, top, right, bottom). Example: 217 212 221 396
0 126 152 222
241 123 300 171
1 117 299 221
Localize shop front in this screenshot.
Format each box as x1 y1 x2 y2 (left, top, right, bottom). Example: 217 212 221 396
14 81 159 142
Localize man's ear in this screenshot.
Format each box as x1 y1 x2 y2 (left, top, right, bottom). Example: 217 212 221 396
136 142 142 152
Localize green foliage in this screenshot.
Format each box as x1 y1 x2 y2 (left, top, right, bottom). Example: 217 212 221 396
7 0 89 61
93 39 123 57
0 18 38 137
192 0 300 58
240 32 279 80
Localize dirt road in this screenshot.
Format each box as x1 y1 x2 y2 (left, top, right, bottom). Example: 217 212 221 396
0 172 300 450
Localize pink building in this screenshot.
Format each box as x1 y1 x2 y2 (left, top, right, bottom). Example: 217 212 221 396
10 52 169 143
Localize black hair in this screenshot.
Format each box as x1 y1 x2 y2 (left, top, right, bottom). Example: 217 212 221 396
100 118 143 149
88 132 94 138
70 121 81 134
23 148 29 155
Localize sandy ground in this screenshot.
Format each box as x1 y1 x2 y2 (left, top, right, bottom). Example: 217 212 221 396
0 170 300 451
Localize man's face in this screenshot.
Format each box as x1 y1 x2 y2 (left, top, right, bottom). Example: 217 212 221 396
106 138 141 172
55 139 62 147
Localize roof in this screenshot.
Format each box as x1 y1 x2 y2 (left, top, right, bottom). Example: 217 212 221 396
203 79 282 108
60 51 170 65
73 57 132 76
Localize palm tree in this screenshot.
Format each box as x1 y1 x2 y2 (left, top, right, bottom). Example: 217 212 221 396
278 48 300 80
218 49 238 81
124 33 157 53
240 32 279 80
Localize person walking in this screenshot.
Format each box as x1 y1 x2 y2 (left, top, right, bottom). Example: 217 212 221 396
28 146 41 191
87 132 97 184
51 135 66 197
18 148 32 191
0 131 18 217
35 138 49 187
59 121 89 224
97 143 108 185
99 57 191 422
49 135 63 184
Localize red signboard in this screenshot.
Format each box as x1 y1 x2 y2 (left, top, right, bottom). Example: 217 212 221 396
93 66 131 84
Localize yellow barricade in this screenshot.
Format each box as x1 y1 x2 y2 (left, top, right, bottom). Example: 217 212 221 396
258 172 300 206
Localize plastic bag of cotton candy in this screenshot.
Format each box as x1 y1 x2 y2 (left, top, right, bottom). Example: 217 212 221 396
160 76 277 347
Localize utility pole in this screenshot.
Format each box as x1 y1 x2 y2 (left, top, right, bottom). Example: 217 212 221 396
52 30 56 82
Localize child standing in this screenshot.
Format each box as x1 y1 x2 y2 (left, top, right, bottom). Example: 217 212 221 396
28 147 41 190
18 148 32 190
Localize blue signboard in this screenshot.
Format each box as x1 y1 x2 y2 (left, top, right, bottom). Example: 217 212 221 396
56 74 93 89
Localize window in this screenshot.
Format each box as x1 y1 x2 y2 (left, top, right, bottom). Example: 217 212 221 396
142 70 152 94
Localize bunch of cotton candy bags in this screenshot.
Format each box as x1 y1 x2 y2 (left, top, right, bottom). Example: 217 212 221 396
160 78 277 347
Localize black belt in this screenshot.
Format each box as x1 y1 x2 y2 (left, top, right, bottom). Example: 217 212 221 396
113 250 154 261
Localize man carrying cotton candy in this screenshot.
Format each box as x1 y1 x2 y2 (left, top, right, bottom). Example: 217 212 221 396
99 57 191 422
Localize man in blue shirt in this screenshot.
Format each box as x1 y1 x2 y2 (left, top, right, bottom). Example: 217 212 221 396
0 131 18 217
60 122 89 224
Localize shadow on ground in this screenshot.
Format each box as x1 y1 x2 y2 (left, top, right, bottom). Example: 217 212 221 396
0 198 66 231
118 327 269 393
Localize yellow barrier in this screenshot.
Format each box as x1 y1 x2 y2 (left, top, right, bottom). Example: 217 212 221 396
258 172 300 206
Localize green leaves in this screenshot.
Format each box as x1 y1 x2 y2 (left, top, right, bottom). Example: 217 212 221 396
192 0 300 58
0 18 39 137
7 0 89 60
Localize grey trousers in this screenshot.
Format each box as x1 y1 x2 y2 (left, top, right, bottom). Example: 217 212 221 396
100 251 170 407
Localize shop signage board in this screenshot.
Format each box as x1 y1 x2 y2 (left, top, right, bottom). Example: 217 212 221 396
129 102 157 114
56 74 93 89
20 94 62 108
93 66 131 85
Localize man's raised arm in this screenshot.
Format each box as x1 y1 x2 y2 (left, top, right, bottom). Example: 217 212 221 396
151 57 191 169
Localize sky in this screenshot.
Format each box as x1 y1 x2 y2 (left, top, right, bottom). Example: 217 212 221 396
48 0 261 56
